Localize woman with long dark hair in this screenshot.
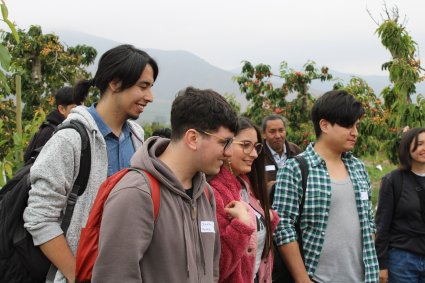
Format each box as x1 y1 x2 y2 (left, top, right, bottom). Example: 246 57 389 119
376 127 425 283
209 116 279 283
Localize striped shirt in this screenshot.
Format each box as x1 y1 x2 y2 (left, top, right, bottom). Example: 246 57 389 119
272 143 379 283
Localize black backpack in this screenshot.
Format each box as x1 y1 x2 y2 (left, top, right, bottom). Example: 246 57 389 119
0 120 91 283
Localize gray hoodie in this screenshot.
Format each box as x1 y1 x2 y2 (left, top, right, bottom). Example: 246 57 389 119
92 137 220 283
23 105 144 283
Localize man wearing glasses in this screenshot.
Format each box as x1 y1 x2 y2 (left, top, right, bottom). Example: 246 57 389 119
92 87 238 283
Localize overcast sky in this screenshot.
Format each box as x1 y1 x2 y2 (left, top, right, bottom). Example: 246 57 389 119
5 0 425 76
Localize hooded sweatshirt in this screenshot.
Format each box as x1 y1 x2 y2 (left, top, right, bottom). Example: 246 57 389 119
92 137 221 283
23 109 65 162
23 105 144 283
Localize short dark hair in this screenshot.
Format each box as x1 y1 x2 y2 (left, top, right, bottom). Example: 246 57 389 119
74 44 159 102
399 127 425 171
311 90 365 138
261 114 286 132
152 128 171 138
55 87 77 107
170 87 238 140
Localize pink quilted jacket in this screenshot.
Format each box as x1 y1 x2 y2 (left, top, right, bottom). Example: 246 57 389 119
209 166 279 283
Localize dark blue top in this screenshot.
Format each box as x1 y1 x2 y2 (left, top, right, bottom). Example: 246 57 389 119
88 104 135 176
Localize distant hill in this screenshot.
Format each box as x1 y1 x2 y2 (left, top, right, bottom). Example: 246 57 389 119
56 30 424 123
57 30 242 124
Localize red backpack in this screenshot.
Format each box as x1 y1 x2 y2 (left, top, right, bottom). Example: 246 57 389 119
75 168 210 283
75 168 160 283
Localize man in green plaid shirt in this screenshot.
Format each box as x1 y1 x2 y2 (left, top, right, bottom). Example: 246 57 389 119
273 90 379 283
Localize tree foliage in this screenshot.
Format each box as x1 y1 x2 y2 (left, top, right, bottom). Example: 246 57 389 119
372 5 425 163
234 60 332 148
0 22 97 185
2 25 97 120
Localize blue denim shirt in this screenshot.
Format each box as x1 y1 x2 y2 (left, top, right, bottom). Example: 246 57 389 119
88 104 135 176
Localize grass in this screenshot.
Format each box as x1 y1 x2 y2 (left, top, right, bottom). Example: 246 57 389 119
363 154 396 210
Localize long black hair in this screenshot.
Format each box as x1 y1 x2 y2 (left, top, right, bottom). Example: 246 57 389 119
237 117 272 259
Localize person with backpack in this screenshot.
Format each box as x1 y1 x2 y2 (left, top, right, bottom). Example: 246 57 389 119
23 44 159 283
90 87 238 283
273 90 379 283
208 117 279 283
23 86 82 163
375 127 425 283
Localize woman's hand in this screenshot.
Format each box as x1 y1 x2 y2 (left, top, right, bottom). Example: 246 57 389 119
224 201 252 226
379 269 388 283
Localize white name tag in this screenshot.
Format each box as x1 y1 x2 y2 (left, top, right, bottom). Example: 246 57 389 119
265 165 276 171
201 221 215 233
360 191 369 201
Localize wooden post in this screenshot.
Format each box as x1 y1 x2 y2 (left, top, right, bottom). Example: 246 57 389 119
15 74 23 161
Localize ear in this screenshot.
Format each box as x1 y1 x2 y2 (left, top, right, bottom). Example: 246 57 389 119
57 105 66 116
184 129 199 151
108 79 122 93
319 119 330 134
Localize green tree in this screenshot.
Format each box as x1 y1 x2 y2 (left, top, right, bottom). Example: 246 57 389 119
234 60 332 148
223 93 241 114
371 5 425 163
0 0 18 93
334 77 386 157
0 23 97 185
2 25 97 120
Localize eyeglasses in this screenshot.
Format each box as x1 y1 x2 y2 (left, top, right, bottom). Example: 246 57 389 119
198 130 234 152
233 140 263 154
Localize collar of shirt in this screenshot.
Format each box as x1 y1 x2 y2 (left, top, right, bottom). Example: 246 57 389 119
305 142 353 168
266 141 286 159
87 104 130 139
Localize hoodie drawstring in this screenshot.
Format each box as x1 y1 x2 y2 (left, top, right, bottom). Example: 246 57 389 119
198 215 207 275
177 197 190 277
91 129 96 150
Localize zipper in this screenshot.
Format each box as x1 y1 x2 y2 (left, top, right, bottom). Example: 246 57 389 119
191 199 196 220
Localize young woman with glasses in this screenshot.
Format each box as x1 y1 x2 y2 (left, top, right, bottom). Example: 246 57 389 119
209 117 279 283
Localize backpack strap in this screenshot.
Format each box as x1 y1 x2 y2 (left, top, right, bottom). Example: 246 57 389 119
55 120 91 233
47 120 91 279
293 155 309 260
142 170 161 223
391 169 404 211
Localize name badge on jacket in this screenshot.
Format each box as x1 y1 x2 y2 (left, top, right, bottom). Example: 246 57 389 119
265 165 276 171
201 221 215 233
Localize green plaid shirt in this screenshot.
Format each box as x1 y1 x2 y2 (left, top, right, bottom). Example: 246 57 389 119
273 143 379 283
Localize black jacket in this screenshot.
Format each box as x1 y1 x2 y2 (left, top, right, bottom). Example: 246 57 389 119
23 109 64 162
375 169 425 269
263 139 301 185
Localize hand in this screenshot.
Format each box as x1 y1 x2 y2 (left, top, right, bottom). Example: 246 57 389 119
379 269 388 283
269 209 274 221
224 201 251 226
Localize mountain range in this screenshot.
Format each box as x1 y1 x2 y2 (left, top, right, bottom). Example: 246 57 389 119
57 30 424 124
